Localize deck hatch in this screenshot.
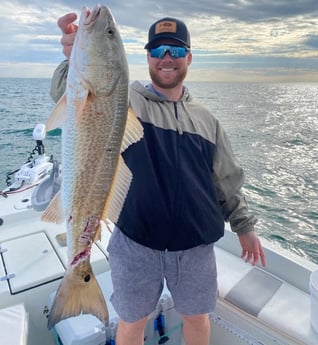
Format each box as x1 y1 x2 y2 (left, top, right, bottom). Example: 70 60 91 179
1 232 64 293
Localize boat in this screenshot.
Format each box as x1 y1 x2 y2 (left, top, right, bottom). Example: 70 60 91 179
0 124 318 345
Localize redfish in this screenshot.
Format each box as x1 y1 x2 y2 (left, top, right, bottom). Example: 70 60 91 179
43 5 143 329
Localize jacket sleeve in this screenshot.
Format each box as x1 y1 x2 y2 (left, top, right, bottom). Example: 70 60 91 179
50 60 69 103
212 120 257 235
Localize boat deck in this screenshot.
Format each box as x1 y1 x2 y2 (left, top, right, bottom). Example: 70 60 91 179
1 186 318 344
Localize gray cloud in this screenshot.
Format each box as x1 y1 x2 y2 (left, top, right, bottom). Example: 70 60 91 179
1 0 318 81
36 0 318 26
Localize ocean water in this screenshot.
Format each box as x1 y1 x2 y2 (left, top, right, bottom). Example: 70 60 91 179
0 78 317 264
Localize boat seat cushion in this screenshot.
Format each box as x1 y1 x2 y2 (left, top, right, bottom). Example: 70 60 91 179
224 268 282 316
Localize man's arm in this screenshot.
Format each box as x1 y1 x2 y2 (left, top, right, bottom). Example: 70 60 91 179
213 120 266 267
50 13 78 102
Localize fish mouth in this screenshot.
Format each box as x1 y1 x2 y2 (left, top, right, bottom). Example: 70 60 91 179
84 5 101 26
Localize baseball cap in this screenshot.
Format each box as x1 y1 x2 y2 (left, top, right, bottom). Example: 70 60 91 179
144 17 191 50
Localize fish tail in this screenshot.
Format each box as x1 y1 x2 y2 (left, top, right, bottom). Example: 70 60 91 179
47 268 109 329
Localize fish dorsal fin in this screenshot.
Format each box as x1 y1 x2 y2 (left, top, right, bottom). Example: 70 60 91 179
102 107 143 223
102 156 132 224
120 106 144 153
46 94 68 132
41 191 65 224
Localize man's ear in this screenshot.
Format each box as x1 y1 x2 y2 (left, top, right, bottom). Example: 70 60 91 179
187 52 193 65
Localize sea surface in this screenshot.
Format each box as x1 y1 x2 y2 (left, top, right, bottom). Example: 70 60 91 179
0 78 317 264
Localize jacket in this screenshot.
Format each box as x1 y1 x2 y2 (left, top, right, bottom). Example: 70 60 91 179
50 60 257 251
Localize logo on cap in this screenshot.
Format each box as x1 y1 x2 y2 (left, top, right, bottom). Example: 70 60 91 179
155 20 177 34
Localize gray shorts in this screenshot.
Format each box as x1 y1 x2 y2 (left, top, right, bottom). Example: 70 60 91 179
107 227 218 322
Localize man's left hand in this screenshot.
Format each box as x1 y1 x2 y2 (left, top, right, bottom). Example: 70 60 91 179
239 231 266 267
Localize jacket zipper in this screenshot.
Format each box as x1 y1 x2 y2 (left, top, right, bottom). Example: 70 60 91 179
174 102 183 134
169 102 182 248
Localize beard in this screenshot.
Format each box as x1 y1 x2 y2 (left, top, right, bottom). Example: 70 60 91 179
149 65 188 89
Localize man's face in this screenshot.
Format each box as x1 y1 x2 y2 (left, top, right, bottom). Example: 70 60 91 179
147 39 192 90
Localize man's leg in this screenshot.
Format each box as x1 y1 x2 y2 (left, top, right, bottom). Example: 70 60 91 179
107 228 163 344
165 244 216 345
182 313 210 345
116 317 149 345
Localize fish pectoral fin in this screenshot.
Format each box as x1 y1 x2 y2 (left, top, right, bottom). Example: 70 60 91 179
47 267 109 330
120 106 144 153
46 93 68 132
41 191 64 224
46 87 89 132
74 88 89 123
102 155 132 224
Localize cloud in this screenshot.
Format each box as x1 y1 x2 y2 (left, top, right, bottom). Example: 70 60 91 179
1 0 318 81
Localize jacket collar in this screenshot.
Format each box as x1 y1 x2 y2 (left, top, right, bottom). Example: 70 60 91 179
130 80 191 102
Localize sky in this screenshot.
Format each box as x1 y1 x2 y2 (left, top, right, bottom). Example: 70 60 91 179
1 0 318 82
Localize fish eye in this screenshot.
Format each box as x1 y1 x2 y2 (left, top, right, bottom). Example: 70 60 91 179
106 27 115 37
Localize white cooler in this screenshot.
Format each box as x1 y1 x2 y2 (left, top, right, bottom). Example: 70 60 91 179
0 304 28 345
51 270 183 345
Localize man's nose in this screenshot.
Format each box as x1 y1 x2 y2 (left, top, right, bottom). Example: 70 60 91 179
162 51 174 60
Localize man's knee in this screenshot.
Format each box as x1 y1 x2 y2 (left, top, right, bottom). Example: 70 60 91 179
181 314 211 345
181 313 210 329
117 316 149 337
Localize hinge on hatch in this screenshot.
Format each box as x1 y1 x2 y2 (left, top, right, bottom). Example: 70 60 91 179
0 273 15 281
0 247 8 254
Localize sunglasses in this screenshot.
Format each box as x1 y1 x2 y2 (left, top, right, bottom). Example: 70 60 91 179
149 45 189 59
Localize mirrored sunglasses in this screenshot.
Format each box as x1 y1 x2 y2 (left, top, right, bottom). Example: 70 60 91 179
149 45 189 59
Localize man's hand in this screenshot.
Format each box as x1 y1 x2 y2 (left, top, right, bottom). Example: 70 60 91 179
57 13 78 59
239 231 266 267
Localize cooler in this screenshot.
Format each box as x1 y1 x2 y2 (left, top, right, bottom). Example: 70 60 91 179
0 304 28 345
51 271 183 345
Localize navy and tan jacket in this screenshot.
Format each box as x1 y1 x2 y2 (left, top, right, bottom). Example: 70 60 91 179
51 61 257 251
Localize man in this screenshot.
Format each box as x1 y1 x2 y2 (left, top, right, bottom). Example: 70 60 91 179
51 13 266 345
